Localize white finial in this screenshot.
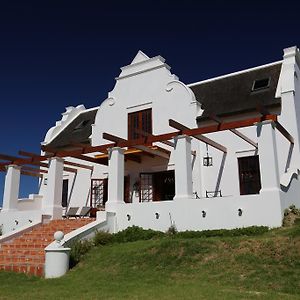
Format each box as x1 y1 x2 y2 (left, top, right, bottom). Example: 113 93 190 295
54 231 64 248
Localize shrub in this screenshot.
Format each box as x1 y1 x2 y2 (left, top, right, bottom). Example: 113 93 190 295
69 239 93 268
176 226 269 239
112 226 164 243
93 230 113 246
283 204 300 227
166 224 178 235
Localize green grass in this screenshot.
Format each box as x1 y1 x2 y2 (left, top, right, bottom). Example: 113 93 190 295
1 224 300 299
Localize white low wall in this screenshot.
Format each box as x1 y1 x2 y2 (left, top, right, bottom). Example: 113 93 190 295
112 191 283 232
17 194 43 211
0 210 44 234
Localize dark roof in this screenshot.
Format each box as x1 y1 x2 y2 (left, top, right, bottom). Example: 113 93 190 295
190 63 282 122
47 108 97 148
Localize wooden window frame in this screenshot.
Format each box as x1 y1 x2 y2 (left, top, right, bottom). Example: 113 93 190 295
128 108 152 141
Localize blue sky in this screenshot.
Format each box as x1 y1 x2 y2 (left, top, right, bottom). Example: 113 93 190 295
0 0 300 205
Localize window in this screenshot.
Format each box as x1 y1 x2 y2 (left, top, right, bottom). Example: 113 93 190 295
252 78 270 92
128 109 152 140
238 155 261 195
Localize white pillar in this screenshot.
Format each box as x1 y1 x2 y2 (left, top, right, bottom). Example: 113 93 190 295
106 147 125 212
43 157 64 219
2 165 21 211
174 135 193 200
257 121 280 193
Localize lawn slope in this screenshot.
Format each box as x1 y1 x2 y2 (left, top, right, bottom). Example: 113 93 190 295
1 224 300 299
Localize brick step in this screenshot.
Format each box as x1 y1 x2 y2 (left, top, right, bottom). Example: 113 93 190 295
0 217 95 277
0 255 45 264
0 249 44 256
0 263 44 276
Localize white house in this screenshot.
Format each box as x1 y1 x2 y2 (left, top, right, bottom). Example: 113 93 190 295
1 46 300 235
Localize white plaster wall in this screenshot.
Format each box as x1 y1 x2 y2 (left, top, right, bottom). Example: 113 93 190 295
0 210 43 234
92 55 198 147
17 194 43 211
113 191 282 232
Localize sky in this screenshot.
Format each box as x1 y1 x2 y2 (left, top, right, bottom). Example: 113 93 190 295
0 0 300 205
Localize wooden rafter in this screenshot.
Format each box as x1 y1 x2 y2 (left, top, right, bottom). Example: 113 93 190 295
19 150 94 171
209 115 258 149
169 119 227 153
103 133 170 160
256 106 294 144
274 121 294 144
0 153 77 173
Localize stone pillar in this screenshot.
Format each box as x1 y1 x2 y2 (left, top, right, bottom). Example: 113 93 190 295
173 135 193 200
43 157 64 219
106 147 125 212
2 165 21 211
257 121 280 193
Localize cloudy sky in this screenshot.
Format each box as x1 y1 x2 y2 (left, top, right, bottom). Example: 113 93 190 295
0 0 299 203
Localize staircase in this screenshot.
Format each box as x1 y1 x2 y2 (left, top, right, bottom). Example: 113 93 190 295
0 218 94 276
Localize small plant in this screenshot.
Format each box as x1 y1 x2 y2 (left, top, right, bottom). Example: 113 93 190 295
166 224 178 235
69 239 93 268
93 230 113 246
283 204 300 227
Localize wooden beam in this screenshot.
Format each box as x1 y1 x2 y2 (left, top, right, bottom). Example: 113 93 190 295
38 114 277 160
274 121 294 144
19 150 94 171
21 171 43 178
209 115 258 149
134 128 175 148
103 132 170 159
169 119 227 153
21 166 47 174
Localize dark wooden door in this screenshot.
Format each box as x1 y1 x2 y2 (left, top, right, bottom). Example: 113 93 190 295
238 155 261 195
124 175 131 203
61 179 68 207
153 170 175 201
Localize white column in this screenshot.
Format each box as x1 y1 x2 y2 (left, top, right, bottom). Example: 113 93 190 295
106 147 125 212
2 165 21 211
174 135 193 200
43 157 64 219
257 121 280 193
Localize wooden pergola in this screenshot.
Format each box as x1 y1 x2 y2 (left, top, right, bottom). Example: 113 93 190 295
0 112 294 178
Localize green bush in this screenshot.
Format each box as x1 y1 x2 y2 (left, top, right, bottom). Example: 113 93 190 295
69 239 93 268
93 230 113 246
176 226 269 239
112 226 164 243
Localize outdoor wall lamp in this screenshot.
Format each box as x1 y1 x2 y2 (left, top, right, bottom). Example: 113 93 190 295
28 220 32 223
155 212 160 219
14 220 19 225
127 214 131 221
238 208 243 216
202 210 206 218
